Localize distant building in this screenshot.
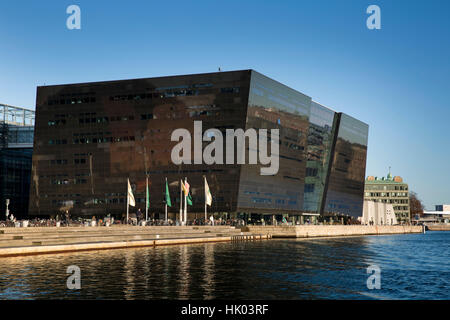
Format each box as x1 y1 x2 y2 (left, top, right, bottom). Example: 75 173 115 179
364 173 410 224
0 104 35 219
435 204 450 212
414 205 450 224
361 200 398 225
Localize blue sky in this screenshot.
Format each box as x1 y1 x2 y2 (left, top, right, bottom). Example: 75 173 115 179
1 0 449 209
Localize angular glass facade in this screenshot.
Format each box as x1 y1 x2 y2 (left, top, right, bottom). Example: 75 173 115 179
323 113 369 217
236 71 310 213
303 102 336 213
0 149 33 219
0 117 34 219
29 70 368 219
6 126 34 145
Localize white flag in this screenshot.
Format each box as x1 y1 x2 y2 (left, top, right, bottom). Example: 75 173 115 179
127 178 135 207
205 177 212 206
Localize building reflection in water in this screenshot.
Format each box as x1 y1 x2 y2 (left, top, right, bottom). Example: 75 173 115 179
123 250 137 299
161 248 170 298
177 245 190 299
3 234 445 300
202 243 215 299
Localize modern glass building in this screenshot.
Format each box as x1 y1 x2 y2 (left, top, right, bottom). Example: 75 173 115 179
0 104 35 219
29 70 368 221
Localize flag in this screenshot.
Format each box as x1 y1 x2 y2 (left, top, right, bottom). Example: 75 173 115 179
181 179 185 194
187 192 193 206
127 178 135 207
204 177 212 206
185 180 190 194
164 178 172 207
146 179 150 210
181 179 189 196
183 179 192 205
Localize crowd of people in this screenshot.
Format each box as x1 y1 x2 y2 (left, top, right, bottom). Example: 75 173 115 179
0 211 249 228
0 217 344 228
1 208 359 228
0 217 248 228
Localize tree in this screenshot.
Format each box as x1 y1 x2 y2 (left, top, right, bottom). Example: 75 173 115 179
409 191 425 217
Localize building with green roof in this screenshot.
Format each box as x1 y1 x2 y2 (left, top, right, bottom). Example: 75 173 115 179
364 173 410 224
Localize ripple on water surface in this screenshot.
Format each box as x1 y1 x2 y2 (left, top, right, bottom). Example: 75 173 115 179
0 231 448 299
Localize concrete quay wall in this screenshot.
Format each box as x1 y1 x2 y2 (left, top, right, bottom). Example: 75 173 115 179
427 224 450 231
0 235 267 258
0 226 270 257
247 225 423 238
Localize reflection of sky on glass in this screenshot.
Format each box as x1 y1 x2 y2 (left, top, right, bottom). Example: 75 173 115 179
249 71 311 116
310 101 335 128
338 113 369 146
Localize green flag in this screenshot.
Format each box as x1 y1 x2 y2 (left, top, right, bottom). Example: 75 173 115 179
187 192 193 206
164 178 172 207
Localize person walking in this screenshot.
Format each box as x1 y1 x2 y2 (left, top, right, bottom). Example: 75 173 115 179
137 208 143 224
65 210 70 226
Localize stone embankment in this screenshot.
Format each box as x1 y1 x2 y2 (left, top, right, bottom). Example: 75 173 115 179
0 225 270 257
0 224 425 257
426 224 450 231
246 225 423 238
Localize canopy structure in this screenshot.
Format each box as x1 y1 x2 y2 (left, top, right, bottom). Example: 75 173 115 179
0 104 35 126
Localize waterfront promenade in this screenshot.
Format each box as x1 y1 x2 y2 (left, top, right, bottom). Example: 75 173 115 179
0 224 424 257
246 225 424 238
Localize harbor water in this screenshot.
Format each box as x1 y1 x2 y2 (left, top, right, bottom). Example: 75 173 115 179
0 231 448 299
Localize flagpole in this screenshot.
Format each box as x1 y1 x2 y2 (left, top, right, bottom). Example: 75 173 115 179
126 179 129 224
183 186 185 225
179 179 183 224
165 177 168 222
184 177 187 225
146 176 149 221
204 176 207 221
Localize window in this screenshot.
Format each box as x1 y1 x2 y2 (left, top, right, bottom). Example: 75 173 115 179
48 139 67 145
221 87 240 94
141 114 153 120
50 159 67 165
189 110 217 117
52 179 69 185
306 167 318 177
48 95 95 106
74 158 87 164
